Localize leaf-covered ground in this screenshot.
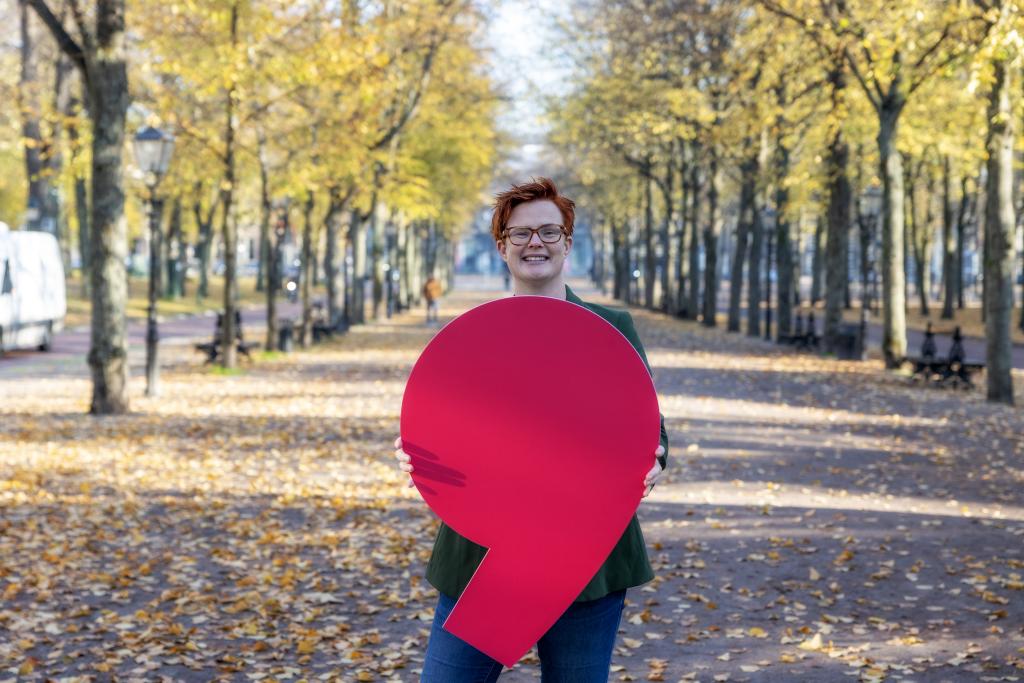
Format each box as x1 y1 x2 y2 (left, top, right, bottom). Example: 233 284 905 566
1 279 1023 682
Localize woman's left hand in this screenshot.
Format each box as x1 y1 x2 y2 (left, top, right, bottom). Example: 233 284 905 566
642 445 666 498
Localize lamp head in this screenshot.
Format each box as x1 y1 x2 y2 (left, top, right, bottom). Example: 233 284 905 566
133 126 175 182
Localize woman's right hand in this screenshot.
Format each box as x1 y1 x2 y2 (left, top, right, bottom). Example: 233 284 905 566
394 437 415 488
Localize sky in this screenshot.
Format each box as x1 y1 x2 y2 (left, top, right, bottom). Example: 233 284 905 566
483 0 572 177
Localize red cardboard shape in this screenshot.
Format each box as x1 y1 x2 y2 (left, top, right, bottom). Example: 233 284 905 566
400 296 660 666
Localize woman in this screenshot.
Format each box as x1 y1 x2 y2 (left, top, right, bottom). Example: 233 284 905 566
395 177 668 682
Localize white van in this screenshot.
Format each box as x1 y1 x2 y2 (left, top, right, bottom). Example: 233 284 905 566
0 222 66 354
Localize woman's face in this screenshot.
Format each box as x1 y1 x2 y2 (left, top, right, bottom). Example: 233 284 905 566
496 199 572 288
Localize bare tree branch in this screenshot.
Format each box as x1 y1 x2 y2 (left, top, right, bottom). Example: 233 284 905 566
66 0 95 55
908 16 991 95
756 0 829 54
370 39 441 151
24 0 87 76
842 46 882 112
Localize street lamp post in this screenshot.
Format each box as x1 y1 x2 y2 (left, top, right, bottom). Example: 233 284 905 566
133 126 175 398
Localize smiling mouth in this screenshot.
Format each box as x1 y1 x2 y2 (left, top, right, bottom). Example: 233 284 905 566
522 256 549 262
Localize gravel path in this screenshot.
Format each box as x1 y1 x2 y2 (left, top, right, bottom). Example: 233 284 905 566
1 277 1021 682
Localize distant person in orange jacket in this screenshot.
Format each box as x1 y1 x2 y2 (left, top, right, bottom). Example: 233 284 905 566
423 275 442 324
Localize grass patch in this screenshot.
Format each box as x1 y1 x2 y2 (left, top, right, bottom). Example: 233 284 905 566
207 365 246 376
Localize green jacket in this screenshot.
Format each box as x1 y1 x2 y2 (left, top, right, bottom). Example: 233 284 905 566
425 285 670 603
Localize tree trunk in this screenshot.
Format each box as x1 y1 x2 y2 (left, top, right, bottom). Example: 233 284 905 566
602 222 612 293
823 58 851 347
66 93 89 294
747 131 768 337
905 159 932 317
46 0 132 414
643 167 656 309
398 219 411 310
660 158 675 312
300 191 314 348
824 116 851 350
983 57 1015 405
390 215 403 313
675 147 689 315
856 182 873 317
74 168 89 280
592 220 606 292
919 172 935 316
613 220 629 301
423 220 435 279
219 0 239 369
49 55 73 256
625 189 639 306
350 208 368 324
728 149 756 332
877 98 909 366
341 220 352 323
312 222 321 287
371 197 388 321
843 264 851 309
764 224 774 339
702 151 721 327
747 202 764 338
956 174 970 309
256 127 270 293
265 208 280 352
906 165 924 316
795 249 804 305
442 236 456 292
904 164 913 307
414 222 426 305
811 216 824 305
774 136 794 340
687 154 702 319
1020 256 1024 333
144 193 163 397
194 191 215 300
324 186 349 329
165 198 182 298
19 0 58 235
941 156 956 319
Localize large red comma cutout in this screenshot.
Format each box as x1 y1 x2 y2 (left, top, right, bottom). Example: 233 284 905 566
400 295 660 666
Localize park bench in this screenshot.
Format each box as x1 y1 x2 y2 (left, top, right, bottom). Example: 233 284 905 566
279 303 334 350
311 301 333 343
779 312 820 350
830 322 863 360
194 310 259 364
904 323 985 389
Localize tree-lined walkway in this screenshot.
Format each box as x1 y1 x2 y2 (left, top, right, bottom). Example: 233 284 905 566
1 277 1022 681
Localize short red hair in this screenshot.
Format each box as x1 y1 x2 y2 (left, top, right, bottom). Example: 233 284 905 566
490 177 575 242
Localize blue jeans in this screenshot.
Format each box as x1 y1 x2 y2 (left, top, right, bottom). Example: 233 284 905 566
420 589 626 682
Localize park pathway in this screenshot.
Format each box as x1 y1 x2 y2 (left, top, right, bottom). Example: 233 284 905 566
0 276 1022 682
0 301 301 380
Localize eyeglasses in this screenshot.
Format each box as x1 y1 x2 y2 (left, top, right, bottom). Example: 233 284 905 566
503 224 566 246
